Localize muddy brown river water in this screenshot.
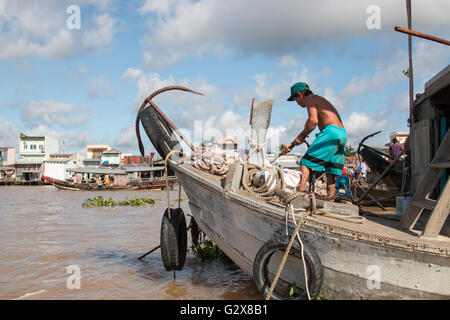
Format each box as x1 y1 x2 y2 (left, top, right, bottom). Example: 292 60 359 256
0 186 260 300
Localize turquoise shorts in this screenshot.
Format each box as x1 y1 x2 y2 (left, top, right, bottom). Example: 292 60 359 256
299 125 347 176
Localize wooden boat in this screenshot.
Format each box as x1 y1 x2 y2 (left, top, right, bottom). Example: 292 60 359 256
128 176 178 190
53 182 81 191
136 81 450 299
169 160 449 299
43 176 81 191
47 176 130 191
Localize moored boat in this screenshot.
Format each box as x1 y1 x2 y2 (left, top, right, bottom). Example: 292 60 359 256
135 79 449 300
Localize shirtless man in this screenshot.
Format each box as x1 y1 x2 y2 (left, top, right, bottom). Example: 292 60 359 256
281 82 347 198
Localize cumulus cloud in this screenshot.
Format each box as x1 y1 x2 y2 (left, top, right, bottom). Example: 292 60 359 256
20 100 91 129
326 41 450 111
278 55 299 68
0 118 20 148
138 0 450 68
343 111 389 147
0 0 116 60
123 68 176 106
114 124 138 151
81 14 116 51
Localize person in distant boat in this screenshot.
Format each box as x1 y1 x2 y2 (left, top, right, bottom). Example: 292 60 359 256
281 82 347 198
389 137 404 160
353 157 368 185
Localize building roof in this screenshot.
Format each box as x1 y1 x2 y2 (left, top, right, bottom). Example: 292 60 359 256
122 165 165 172
102 148 121 154
68 168 127 174
86 145 110 150
390 131 409 135
44 158 74 163
20 134 45 140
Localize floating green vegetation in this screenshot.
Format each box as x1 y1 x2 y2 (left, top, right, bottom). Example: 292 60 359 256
82 195 161 208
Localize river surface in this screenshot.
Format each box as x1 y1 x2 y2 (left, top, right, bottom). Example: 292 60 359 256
0 186 260 300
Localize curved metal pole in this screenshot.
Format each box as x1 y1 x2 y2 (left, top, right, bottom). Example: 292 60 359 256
135 86 204 156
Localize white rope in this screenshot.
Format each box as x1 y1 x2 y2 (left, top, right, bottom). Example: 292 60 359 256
289 203 311 300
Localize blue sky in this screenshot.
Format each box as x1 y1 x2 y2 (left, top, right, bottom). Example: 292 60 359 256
0 0 449 157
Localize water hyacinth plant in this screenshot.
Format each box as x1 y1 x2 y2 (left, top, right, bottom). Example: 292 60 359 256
82 195 161 208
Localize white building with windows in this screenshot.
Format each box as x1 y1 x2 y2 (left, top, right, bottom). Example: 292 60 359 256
19 133 58 162
16 133 59 182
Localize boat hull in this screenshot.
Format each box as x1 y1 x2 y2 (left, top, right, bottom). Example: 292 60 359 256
172 163 450 300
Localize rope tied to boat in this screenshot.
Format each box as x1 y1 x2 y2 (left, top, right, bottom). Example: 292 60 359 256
265 192 316 300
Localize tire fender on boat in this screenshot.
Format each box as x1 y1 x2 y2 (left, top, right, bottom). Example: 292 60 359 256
252 235 324 300
160 208 187 271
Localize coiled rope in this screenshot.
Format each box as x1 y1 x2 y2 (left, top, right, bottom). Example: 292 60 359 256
241 162 286 200
192 146 239 176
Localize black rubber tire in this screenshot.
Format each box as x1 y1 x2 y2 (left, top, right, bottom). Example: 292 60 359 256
160 208 187 271
253 235 323 300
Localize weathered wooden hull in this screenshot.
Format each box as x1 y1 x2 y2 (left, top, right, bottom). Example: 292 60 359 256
172 162 450 300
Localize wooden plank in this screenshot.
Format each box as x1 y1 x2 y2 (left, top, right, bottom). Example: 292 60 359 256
430 162 450 168
411 199 436 211
400 128 450 230
411 119 432 192
422 178 450 238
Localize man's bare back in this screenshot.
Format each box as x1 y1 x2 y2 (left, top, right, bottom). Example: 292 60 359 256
303 94 344 130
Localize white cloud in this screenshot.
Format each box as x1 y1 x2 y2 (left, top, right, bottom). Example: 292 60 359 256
343 111 389 147
278 55 299 68
82 14 116 51
20 100 91 129
0 1 116 60
138 0 450 68
328 42 450 112
23 124 98 153
113 124 137 151
0 118 20 148
123 68 176 106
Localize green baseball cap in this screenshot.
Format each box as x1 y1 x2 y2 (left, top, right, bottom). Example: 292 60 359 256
287 82 309 101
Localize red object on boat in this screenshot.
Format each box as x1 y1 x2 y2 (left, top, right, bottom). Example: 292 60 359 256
42 176 55 182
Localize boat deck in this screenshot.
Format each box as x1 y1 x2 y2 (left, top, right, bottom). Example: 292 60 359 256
179 163 450 255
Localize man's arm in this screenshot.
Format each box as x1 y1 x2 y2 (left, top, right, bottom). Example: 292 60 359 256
290 105 318 146
282 105 318 155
